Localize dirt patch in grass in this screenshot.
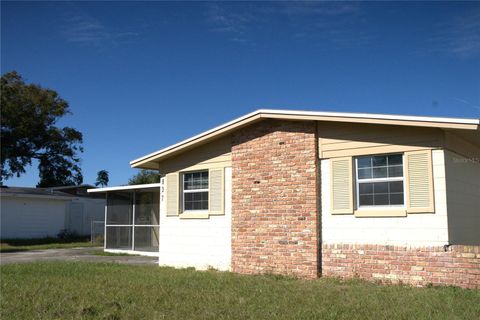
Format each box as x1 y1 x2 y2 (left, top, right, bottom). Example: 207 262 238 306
1 261 479 319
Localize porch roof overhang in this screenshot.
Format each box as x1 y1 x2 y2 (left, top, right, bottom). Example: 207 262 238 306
130 109 480 170
87 183 161 193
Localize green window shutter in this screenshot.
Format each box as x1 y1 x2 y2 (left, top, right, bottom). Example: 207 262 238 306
331 157 354 214
208 168 224 215
405 150 435 213
166 173 179 216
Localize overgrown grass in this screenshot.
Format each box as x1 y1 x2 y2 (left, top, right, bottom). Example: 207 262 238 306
1 262 479 319
0 237 96 252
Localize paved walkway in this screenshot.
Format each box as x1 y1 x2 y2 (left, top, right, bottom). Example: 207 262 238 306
0 247 158 265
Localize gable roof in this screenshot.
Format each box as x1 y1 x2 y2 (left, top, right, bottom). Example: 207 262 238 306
130 109 480 169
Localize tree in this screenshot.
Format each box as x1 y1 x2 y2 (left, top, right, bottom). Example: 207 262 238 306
95 170 109 187
128 170 160 185
1 71 83 187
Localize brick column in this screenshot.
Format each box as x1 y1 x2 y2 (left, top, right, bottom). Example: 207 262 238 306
231 119 320 278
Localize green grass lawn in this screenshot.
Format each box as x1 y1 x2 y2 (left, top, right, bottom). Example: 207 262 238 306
1 262 479 320
0 237 97 252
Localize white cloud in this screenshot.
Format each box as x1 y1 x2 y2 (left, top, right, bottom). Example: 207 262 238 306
62 14 138 47
429 10 480 58
204 2 366 46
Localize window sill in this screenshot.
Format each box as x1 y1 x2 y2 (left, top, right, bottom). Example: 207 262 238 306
179 212 210 219
354 209 406 217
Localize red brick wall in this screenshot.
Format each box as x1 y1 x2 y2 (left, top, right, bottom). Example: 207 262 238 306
231 119 320 278
322 244 480 289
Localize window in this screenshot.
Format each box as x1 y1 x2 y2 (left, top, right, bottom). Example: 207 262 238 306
183 171 209 211
355 154 404 208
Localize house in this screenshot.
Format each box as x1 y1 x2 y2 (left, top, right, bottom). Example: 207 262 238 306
89 109 480 288
1 185 105 239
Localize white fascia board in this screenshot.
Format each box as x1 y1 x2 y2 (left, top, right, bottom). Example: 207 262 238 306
87 183 162 193
130 109 480 166
257 109 480 125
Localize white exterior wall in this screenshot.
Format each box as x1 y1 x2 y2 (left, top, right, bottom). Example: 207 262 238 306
158 167 232 271
0 197 68 239
444 150 480 245
67 198 106 236
321 149 449 246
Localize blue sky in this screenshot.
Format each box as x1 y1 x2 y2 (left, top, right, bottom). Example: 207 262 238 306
2 1 479 187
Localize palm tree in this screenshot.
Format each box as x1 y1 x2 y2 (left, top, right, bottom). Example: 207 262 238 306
95 170 109 187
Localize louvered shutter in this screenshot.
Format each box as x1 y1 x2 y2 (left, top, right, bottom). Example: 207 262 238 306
405 150 435 213
208 168 224 215
166 173 179 216
331 157 354 214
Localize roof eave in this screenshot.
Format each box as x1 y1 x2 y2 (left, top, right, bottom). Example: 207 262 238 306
130 109 480 169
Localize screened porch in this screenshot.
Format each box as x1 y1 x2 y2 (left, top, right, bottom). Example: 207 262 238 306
88 183 161 256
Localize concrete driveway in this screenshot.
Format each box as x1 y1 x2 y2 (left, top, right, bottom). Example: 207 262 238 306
0 247 158 265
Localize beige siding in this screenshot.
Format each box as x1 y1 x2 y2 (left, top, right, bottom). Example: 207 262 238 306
158 135 231 174
160 136 231 218
444 150 480 245
318 121 444 159
444 131 480 161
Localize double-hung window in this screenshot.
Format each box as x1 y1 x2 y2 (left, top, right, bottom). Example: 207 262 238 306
355 154 405 208
183 171 209 211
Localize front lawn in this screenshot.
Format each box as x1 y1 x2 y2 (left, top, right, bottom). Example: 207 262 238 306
1 262 479 319
0 237 97 252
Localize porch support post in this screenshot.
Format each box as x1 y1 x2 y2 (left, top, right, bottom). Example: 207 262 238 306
132 191 136 251
104 193 108 250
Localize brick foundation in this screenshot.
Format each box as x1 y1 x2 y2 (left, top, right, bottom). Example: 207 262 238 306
231 119 320 278
322 244 480 289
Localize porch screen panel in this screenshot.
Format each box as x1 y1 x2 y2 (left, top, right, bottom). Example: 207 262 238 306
106 226 132 249
134 226 159 252
133 188 160 252
106 192 133 224
135 189 160 225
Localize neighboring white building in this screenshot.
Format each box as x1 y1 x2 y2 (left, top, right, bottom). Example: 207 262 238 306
0 186 105 239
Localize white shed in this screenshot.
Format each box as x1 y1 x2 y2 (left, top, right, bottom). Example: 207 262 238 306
0 186 105 239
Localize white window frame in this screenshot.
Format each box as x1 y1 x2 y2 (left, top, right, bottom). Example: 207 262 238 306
182 171 209 213
355 154 406 210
